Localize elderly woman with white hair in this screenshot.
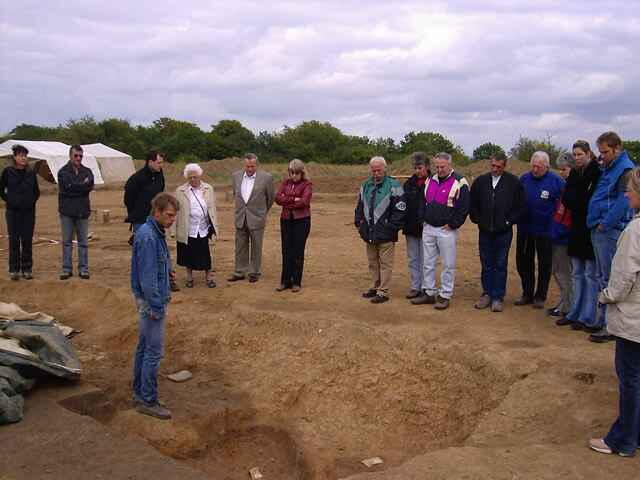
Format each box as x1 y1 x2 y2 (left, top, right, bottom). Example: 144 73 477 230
515 151 565 309
174 163 218 288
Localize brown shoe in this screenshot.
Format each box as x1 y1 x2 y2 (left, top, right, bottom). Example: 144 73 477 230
434 296 450 310
275 284 289 292
405 289 421 299
532 298 545 309
371 295 389 304
410 293 436 305
136 402 172 420
474 294 491 309
248 274 259 283
490 299 504 312
514 296 532 306
227 274 246 282
291 285 301 293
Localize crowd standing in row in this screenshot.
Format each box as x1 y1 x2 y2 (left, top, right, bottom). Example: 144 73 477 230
1 135 638 455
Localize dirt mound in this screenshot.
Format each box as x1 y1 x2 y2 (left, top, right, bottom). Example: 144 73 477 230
47 284 512 479
2 186 635 480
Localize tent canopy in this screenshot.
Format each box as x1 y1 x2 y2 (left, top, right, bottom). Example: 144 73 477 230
0 140 104 185
82 143 135 183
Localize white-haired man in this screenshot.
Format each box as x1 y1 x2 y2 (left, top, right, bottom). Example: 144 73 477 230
411 152 470 310
355 156 406 303
515 151 564 309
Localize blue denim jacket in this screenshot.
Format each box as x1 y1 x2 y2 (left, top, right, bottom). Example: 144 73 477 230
131 216 170 317
587 151 634 231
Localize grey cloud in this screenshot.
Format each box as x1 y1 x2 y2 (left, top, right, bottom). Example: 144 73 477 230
1 1 639 154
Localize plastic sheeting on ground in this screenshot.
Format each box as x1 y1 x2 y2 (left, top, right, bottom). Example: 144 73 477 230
0 302 81 424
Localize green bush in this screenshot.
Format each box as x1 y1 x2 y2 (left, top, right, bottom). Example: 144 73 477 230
175 153 201 165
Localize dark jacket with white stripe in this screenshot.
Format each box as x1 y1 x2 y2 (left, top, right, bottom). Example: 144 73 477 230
355 175 406 244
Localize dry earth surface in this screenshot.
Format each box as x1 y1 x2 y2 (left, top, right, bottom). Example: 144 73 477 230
0 160 637 479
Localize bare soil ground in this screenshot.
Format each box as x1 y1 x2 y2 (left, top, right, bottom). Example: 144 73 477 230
0 164 637 479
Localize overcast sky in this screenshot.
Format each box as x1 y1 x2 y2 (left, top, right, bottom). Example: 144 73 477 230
1 1 639 154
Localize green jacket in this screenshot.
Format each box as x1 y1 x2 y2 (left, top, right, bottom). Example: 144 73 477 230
354 175 406 243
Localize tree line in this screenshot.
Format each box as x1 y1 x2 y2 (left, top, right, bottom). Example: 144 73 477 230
3 116 638 166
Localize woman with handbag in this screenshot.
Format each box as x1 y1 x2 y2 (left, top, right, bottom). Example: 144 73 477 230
174 163 218 288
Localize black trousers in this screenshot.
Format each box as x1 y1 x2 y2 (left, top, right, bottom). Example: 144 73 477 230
6 208 35 273
516 232 552 301
280 217 311 287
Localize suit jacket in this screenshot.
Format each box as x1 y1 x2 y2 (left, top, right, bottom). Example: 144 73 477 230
232 170 275 230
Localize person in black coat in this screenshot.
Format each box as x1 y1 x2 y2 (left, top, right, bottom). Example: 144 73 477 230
469 153 526 312
124 150 165 232
124 150 180 291
58 145 94 280
402 152 430 299
560 140 602 331
0 144 40 280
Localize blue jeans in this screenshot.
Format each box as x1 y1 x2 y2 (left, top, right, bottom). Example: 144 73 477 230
60 215 89 274
479 230 513 301
566 258 598 327
132 298 166 406
592 229 622 329
604 338 640 455
405 234 424 291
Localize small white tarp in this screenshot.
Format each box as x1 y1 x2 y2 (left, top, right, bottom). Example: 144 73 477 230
82 143 135 183
0 140 104 185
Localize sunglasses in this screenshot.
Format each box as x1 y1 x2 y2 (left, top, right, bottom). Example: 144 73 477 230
73 153 83 159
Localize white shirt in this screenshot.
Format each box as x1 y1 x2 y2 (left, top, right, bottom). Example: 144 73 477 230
492 175 502 189
241 172 256 203
188 187 210 238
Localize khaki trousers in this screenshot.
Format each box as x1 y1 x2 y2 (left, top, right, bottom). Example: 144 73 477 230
366 241 395 296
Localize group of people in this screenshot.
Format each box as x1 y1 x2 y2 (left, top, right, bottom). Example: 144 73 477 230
352 131 639 457
126 152 312 419
2 134 638 456
0 143 94 281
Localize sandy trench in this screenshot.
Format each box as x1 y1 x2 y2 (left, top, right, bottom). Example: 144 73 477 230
0 169 638 479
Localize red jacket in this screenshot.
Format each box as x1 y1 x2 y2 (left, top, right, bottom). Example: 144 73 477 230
275 179 312 219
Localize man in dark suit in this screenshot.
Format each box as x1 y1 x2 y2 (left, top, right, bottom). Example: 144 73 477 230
228 153 275 283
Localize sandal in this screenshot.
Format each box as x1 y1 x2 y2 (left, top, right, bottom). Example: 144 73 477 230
207 279 216 288
185 279 194 288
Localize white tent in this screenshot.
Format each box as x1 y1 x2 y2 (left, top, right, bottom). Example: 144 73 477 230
82 143 135 183
0 140 104 185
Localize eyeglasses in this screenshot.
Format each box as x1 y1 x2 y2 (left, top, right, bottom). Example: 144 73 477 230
73 154 83 159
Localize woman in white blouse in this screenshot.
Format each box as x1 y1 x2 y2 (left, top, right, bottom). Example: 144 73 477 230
174 163 218 288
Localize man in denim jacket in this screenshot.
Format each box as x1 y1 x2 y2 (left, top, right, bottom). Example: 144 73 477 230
131 193 179 419
586 131 635 343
